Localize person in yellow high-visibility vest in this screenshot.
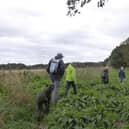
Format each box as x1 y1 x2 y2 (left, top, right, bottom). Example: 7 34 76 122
64 63 77 96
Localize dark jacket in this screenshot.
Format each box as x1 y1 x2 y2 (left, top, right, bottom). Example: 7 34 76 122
119 70 125 79
102 69 109 84
47 58 65 81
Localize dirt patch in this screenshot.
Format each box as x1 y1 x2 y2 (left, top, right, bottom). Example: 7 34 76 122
114 121 126 129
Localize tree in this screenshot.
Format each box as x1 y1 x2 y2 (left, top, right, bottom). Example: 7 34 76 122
110 49 125 68
67 0 108 16
108 41 129 68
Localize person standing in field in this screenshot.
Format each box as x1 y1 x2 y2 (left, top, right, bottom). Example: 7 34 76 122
101 67 109 84
47 53 65 103
64 63 77 96
119 66 126 83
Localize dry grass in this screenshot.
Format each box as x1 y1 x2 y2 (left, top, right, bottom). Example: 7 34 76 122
0 70 38 106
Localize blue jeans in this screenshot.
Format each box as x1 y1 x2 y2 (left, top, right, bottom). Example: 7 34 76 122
119 77 125 83
52 80 60 103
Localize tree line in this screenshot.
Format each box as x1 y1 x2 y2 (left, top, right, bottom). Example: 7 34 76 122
104 37 129 68
0 62 103 70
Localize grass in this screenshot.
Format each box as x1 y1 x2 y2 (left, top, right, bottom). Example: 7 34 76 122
0 69 50 129
0 68 129 129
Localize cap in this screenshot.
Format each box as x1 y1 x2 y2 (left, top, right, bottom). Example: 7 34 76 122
55 53 64 59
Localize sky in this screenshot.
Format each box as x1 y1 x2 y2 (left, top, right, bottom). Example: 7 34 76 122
0 0 129 65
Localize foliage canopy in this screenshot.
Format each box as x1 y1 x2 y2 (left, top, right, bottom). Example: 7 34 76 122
106 38 129 68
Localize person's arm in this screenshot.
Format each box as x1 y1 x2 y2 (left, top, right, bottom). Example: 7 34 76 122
59 60 65 76
73 69 77 83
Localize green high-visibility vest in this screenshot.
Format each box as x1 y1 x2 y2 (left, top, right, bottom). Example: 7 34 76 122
65 64 77 83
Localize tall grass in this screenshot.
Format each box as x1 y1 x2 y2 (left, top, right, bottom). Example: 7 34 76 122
0 69 49 129
0 68 129 129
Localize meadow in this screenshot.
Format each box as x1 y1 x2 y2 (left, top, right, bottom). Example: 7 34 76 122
0 67 129 129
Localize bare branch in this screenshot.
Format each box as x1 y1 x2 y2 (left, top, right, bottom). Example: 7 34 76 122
66 0 108 16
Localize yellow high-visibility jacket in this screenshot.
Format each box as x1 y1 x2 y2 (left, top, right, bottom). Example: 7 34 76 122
65 64 77 83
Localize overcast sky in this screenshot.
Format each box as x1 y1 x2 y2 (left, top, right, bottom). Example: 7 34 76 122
0 0 129 65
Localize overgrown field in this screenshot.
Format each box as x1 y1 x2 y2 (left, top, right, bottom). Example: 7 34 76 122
0 68 129 129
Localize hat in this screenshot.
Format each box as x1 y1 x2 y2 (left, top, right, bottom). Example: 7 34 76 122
120 66 124 70
55 53 63 59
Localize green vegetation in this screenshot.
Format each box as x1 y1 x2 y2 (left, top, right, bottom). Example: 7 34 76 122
106 37 129 68
0 68 129 129
0 70 50 129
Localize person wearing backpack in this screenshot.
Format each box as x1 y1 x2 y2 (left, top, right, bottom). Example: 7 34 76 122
47 53 65 103
64 63 77 96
